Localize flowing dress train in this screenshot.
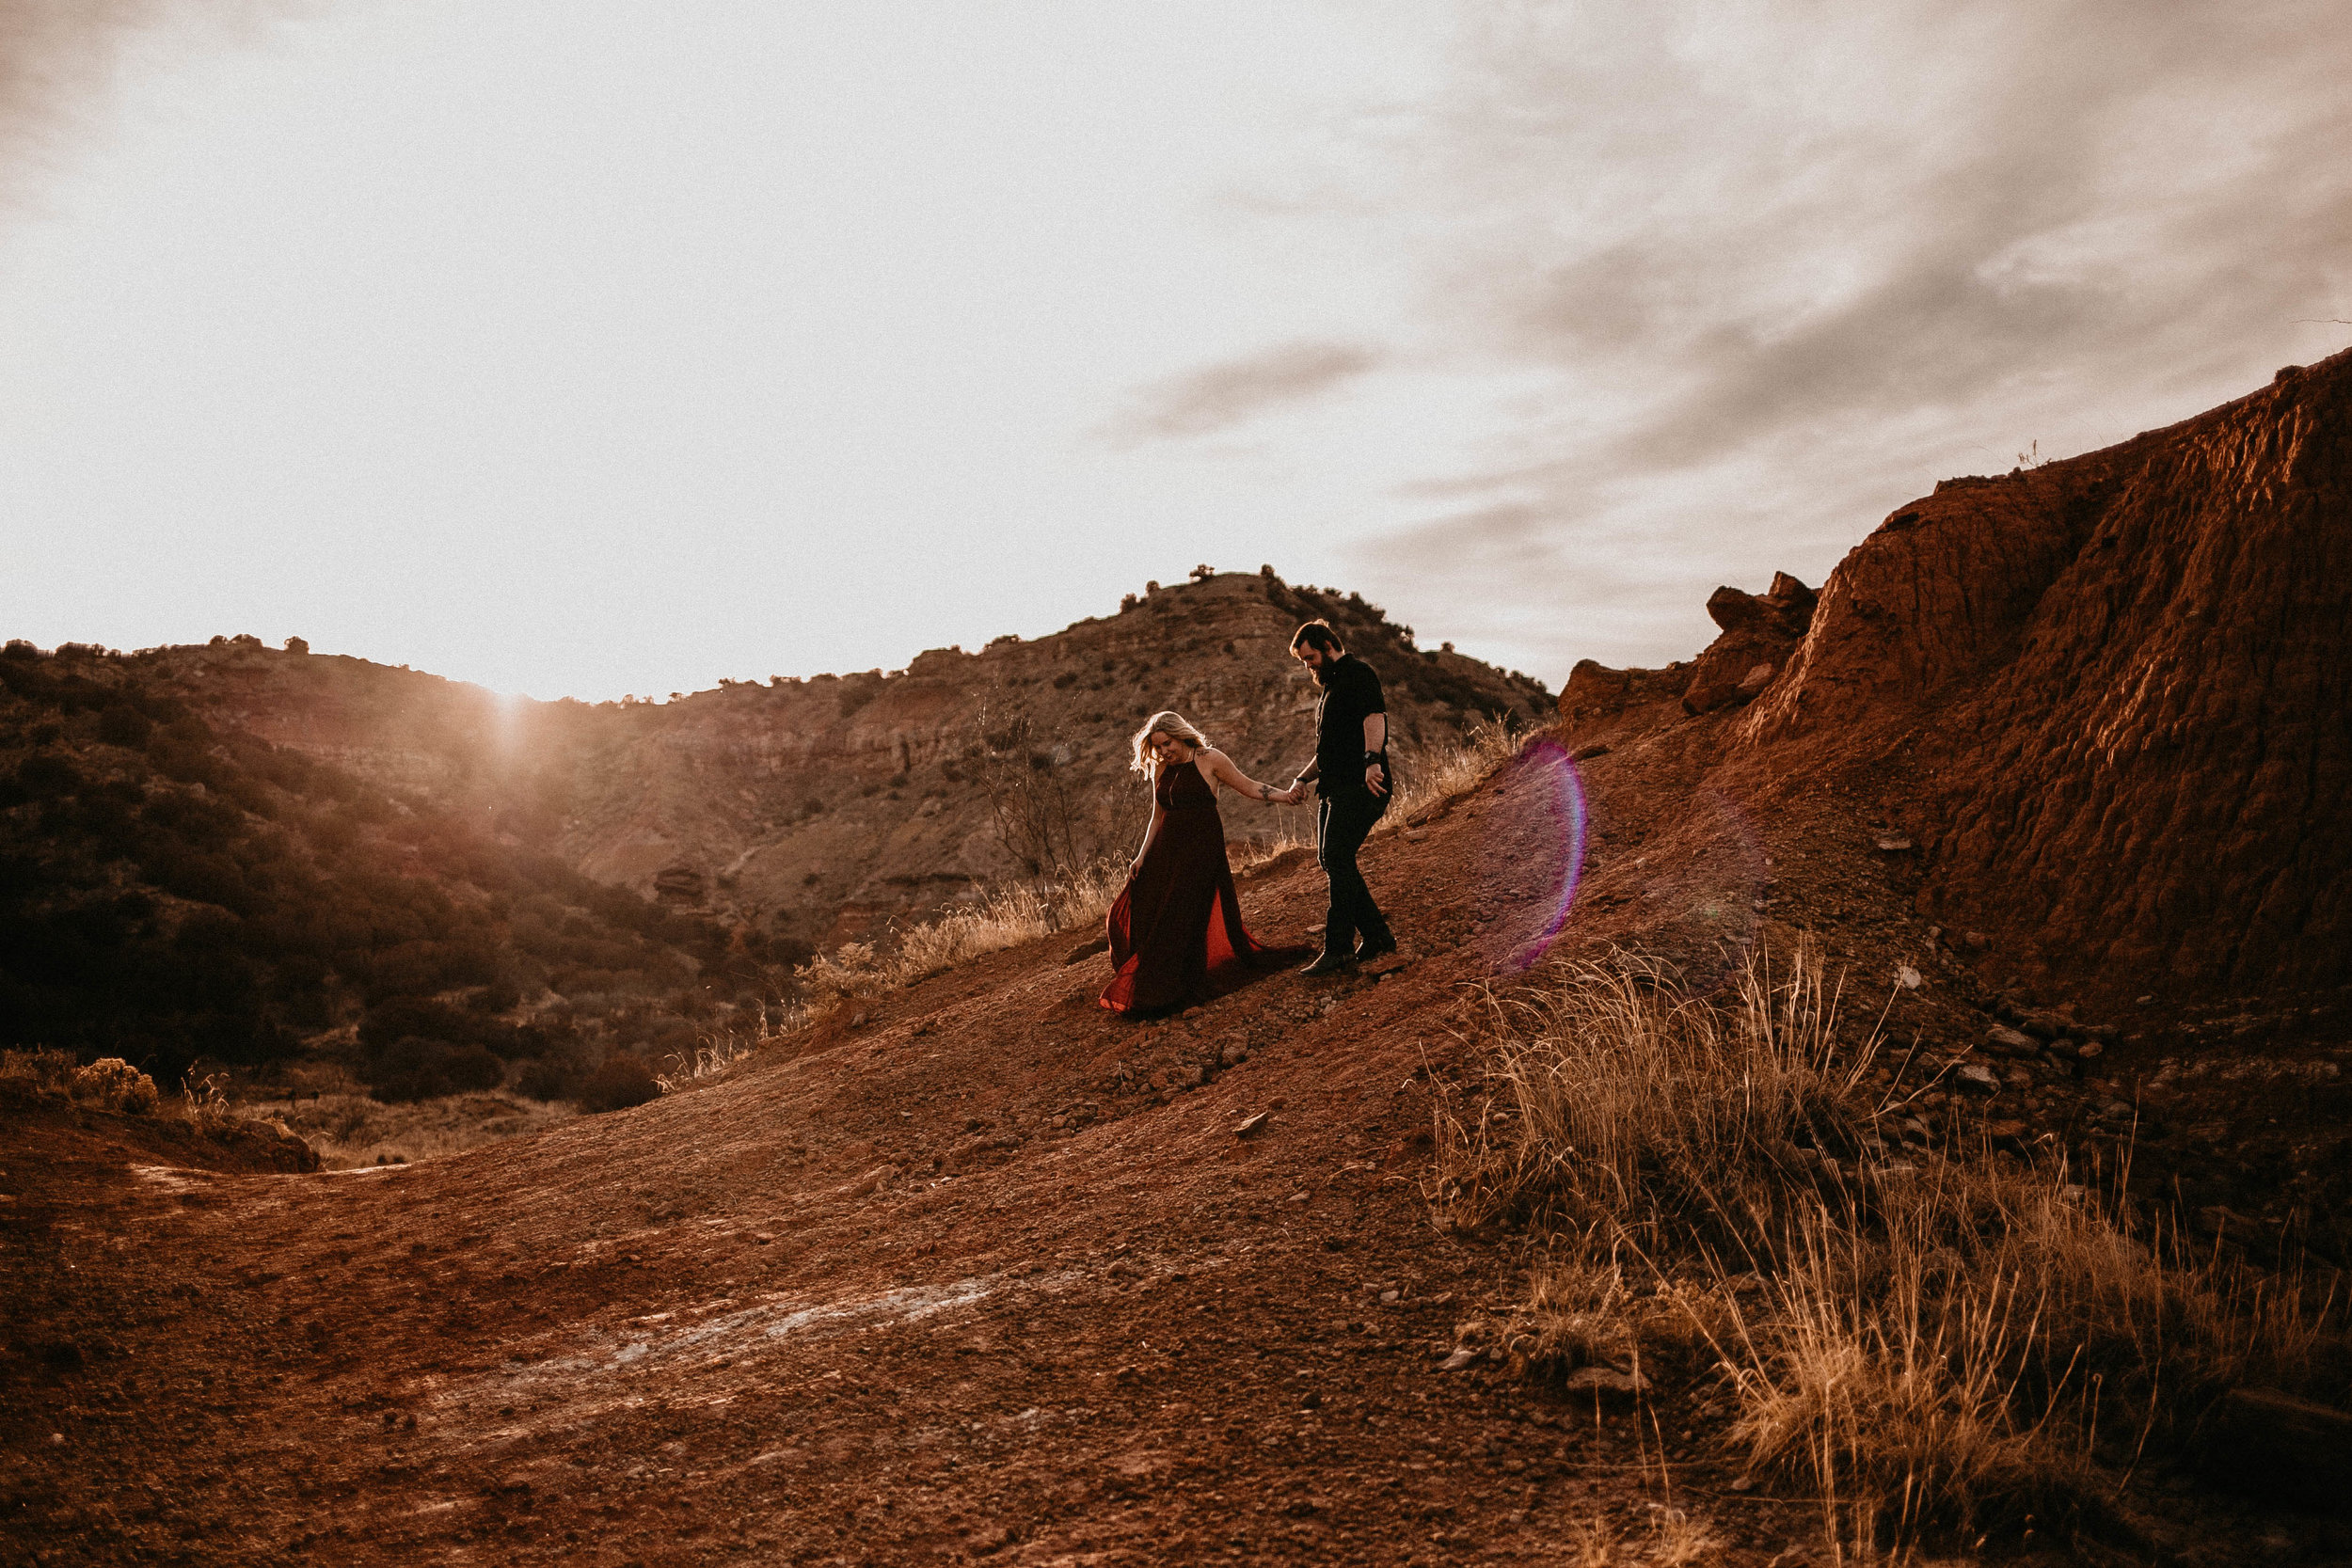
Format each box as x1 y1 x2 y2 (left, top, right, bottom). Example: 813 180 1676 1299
1099 760 1301 1015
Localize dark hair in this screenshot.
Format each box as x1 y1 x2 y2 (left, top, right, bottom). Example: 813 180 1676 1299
1290 620 1343 655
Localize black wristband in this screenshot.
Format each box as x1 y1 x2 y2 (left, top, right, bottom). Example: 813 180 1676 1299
1363 750 1388 767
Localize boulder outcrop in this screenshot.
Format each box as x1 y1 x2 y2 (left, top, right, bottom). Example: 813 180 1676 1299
1679 572 1819 715
1564 347 2352 1005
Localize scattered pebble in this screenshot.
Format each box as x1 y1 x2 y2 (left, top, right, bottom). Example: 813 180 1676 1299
1561 1366 1647 1396
1984 1025 2040 1058
1954 1063 2001 1095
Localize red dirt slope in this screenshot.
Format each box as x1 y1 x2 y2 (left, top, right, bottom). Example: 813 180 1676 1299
1730 347 2351 1005
2 769 1840 1568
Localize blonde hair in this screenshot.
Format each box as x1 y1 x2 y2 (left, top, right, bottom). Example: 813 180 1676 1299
1129 710 1211 775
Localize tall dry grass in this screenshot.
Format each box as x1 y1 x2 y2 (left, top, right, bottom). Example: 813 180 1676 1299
1227 811 1317 873
775 861 1128 1029
654 1004 780 1093
1382 712 1528 829
1437 947 2347 1556
265 1091 578 1168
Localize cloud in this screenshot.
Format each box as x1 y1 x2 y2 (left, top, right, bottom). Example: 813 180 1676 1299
0 1 299 214
1101 339 1383 443
1328 0 2352 679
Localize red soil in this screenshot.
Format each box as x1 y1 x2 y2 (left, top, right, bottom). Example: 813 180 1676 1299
3 764 1839 1567
1730 348 2352 1006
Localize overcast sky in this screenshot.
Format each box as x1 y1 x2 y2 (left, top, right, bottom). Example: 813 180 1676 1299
3 1 2347 702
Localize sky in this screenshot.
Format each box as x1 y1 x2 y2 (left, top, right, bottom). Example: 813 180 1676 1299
2 0 2347 703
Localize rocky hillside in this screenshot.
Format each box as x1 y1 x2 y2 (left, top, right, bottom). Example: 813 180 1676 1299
120 571 1548 952
1565 344 2351 1016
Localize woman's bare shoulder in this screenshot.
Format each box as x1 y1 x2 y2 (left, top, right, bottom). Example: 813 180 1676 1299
1197 748 1253 788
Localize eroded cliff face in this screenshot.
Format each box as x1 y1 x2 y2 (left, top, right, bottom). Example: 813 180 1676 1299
1568 348 2350 1005
151 572 1549 948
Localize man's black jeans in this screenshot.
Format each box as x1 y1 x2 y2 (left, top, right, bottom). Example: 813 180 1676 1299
1315 785 1391 957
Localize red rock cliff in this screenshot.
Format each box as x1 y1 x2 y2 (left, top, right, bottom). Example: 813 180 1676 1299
1731 348 2351 996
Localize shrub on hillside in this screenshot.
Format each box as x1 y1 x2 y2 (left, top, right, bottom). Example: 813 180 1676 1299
72 1056 161 1114
0 1046 77 1102
95 704 153 747
580 1053 660 1113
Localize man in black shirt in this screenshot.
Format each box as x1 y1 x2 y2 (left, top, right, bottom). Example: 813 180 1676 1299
1278 620 1395 974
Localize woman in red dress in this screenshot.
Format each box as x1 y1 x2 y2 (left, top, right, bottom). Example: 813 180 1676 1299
1101 711 1307 1017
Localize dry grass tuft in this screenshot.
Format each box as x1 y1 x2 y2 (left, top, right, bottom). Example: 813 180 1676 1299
178 1070 247 1135
1227 813 1317 874
1384 713 1529 829
1645 1508 1722 1566
896 865 1123 975
780 860 1130 1031
1546 1513 1717 1567
267 1091 578 1168
1440 945 2348 1555
1436 945 1871 1252
657 1007 770 1093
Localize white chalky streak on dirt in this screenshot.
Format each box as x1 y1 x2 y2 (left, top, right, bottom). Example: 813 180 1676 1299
423 1274 1045 1457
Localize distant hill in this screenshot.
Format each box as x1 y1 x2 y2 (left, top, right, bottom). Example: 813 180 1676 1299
115 569 1548 952
0 642 781 1097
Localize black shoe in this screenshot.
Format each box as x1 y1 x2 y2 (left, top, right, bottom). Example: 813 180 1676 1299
1356 933 1398 961
1300 950 1359 977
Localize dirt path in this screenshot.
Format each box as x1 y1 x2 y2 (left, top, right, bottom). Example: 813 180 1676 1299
3 753 1979 1567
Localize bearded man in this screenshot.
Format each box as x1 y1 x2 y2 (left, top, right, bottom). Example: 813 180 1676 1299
1276 620 1395 975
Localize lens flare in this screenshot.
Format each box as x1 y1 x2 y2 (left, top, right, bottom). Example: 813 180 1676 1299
1671 785 1772 994
1471 738 1588 974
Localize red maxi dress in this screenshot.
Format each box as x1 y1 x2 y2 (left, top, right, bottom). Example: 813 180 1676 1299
1100 760 1302 1015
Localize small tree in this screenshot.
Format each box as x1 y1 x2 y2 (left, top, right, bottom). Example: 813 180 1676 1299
1189 563 1216 582
971 709 1103 880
